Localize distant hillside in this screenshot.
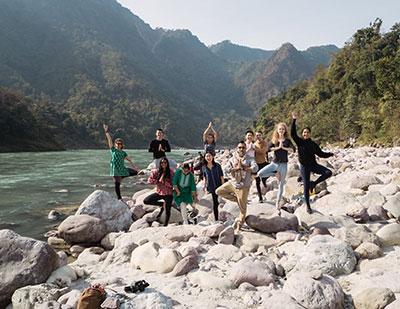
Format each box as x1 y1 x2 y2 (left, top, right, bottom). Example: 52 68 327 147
210 40 274 63
256 19 400 145
0 0 337 151
233 43 339 110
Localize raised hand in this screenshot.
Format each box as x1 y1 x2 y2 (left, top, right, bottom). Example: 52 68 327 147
103 124 109 133
291 111 298 119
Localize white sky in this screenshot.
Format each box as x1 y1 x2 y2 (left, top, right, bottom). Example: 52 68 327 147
118 0 400 50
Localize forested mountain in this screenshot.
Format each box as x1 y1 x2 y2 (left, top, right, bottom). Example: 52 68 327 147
0 0 337 151
256 19 400 145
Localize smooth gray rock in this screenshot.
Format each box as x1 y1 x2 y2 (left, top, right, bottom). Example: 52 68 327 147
0 230 59 308
230 256 276 287
354 287 395 309
218 226 235 244
58 215 107 244
283 272 345 309
376 223 400 246
76 190 133 232
171 255 199 276
383 192 400 220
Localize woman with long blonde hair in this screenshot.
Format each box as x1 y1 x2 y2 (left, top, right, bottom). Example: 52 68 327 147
257 122 295 213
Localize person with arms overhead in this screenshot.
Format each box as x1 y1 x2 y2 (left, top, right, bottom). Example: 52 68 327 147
103 124 140 200
203 122 218 156
290 111 333 214
148 128 171 168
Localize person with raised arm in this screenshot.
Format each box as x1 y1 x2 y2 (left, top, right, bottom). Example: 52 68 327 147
216 141 258 233
202 151 225 221
254 131 269 203
148 128 171 168
144 158 174 226
103 124 140 200
203 122 218 156
257 123 295 213
290 112 334 214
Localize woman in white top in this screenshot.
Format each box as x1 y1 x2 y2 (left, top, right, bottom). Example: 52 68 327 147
245 130 255 158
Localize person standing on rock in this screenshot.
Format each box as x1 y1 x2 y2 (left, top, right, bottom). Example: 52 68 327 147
144 158 175 226
245 130 256 158
254 131 269 203
202 151 225 221
290 112 334 214
148 128 171 168
173 163 198 224
203 122 218 156
257 123 295 213
103 124 140 200
216 141 258 233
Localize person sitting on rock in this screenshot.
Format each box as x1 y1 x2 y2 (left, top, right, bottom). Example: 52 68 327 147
202 151 225 221
173 163 198 225
290 111 334 214
103 124 140 200
216 141 258 233
144 158 174 226
203 121 218 156
257 122 295 214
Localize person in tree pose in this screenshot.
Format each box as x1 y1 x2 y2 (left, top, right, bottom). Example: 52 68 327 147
144 158 174 226
103 124 140 200
257 123 295 213
216 141 258 233
202 151 225 221
203 122 218 156
290 111 333 214
148 128 171 168
173 163 198 225
254 131 269 203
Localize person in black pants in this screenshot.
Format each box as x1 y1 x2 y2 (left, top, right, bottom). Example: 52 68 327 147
202 152 225 221
290 112 334 214
144 158 174 226
148 129 171 168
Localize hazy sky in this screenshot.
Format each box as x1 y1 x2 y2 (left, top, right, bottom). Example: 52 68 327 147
118 0 400 50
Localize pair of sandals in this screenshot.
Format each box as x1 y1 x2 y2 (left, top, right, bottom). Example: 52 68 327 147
124 280 149 293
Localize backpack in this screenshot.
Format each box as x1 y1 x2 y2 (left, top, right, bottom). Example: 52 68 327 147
77 286 106 309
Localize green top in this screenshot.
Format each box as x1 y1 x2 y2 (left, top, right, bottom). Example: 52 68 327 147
110 147 129 176
173 168 196 206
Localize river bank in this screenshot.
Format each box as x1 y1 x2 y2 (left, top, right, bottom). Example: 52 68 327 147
1 146 400 308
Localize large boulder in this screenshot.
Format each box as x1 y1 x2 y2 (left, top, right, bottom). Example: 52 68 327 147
58 214 107 244
171 255 199 276
354 242 383 260
130 242 182 273
230 257 276 287
350 175 382 191
245 205 298 234
12 283 69 308
376 223 400 246
205 244 244 262
353 287 396 309
283 271 345 309
358 191 386 208
0 230 59 308
76 190 133 232
291 235 357 277
334 225 381 249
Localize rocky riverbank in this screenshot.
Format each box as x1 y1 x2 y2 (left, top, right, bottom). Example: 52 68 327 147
1 147 400 308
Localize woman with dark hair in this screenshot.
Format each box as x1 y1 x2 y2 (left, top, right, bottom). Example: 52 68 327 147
254 131 269 203
203 122 218 156
202 152 225 221
173 163 198 224
144 158 175 226
291 111 334 214
103 124 140 200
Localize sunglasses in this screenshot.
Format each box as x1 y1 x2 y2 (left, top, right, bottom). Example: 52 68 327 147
237 146 246 149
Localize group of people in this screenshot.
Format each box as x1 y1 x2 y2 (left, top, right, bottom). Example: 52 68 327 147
103 112 334 232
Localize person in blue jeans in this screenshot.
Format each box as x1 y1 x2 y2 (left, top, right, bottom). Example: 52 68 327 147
290 111 334 214
257 123 295 213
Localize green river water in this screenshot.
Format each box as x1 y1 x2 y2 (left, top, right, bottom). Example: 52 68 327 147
0 149 197 240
